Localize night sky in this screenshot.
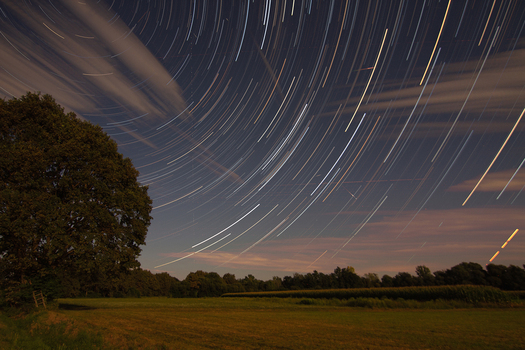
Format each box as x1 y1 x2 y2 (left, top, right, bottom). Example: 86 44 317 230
1 0 524 281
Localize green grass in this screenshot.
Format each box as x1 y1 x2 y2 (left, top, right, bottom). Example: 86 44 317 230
2 297 525 349
0 310 104 349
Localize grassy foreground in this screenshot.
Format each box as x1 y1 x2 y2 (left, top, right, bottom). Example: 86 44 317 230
2 297 525 349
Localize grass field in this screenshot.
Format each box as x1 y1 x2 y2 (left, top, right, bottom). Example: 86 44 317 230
2 297 525 349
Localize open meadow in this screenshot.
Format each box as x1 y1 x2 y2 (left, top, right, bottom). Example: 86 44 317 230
1 297 524 349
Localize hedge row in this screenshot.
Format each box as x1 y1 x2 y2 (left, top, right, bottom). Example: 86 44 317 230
222 285 515 303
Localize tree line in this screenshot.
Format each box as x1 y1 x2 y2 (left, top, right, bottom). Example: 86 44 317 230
58 262 525 299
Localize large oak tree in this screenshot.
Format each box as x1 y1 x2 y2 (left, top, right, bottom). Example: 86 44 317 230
0 93 152 303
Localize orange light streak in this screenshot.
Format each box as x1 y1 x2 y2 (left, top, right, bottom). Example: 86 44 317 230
501 229 519 248
489 251 499 262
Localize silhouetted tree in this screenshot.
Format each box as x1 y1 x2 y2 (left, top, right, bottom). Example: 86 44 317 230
415 265 435 286
0 93 152 305
263 276 283 291
501 265 525 290
445 262 487 285
242 274 261 292
362 273 381 288
331 266 363 288
223 273 245 293
156 272 178 296
381 274 394 287
199 272 226 297
393 272 416 287
485 264 506 288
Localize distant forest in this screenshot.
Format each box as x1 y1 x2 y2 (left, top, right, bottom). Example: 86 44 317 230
61 262 525 298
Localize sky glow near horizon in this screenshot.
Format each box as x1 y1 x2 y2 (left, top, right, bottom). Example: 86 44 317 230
1 0 524 280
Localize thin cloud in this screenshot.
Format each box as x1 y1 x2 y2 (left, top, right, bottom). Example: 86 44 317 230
325 48 525 135
0 0 187 125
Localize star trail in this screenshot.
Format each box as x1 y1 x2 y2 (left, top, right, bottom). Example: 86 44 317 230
1 0 524 280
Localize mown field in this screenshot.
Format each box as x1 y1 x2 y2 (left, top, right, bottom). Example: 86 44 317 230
1 297 525 349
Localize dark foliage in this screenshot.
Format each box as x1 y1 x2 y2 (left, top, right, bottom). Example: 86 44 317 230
76 262 524 300
0 93 152 306
223 285 514 304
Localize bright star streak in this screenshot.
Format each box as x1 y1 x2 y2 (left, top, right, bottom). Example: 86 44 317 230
239 219 285 255
42 22 64 39
332 194 388 258
167 132 214 165
497 157 525 200
235 0 249 61
192 204 260 248
299 194 356 255
0 31 30 61
212 204 279 252
399 130 473 238
478 0 496 46
419 0 451 85
278 168 341 237
432 26 500 163
155 233 231 268
384 48 441 163
463 107 524 206
220 218 287 266
153 186 203 210
258 76 297 142
312 114 365 195
156 102 194 130
345 28 388 132
406 0 425 60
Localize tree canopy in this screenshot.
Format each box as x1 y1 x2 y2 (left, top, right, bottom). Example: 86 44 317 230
0 93 152 304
